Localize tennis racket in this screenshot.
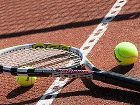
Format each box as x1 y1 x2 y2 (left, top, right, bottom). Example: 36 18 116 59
0 43 140 91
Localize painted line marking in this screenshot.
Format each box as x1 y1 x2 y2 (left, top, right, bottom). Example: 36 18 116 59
36 0 127 105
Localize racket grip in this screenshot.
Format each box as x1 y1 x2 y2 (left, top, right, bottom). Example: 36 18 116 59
93 71 140 91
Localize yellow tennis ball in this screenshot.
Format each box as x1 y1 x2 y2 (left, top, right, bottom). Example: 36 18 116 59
16 76 37 87
114 42 138 66
16 66 37 87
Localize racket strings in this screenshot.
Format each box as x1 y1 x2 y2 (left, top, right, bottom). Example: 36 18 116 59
18 52 71 67
0 48 82 69
26 53 79 69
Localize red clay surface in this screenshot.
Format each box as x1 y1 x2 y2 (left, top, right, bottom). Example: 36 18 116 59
0 0 140 105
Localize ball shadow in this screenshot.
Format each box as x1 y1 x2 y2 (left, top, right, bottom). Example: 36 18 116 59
6 86 33 99
109 64 134 74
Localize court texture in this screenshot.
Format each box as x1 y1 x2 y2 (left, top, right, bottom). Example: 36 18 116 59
0 0 140 105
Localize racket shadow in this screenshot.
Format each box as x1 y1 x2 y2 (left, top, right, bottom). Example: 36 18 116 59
56 79 140 104
82 79 140 104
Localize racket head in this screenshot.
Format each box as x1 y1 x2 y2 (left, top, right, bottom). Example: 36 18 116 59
0 43 86 75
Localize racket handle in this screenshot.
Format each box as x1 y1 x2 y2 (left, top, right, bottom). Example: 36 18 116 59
93 71 140 91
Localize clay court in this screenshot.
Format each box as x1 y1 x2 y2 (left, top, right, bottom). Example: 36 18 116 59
0 0 140 105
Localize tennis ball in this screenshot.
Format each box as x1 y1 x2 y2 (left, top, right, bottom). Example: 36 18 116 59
16 76 37 87
114 42 138 66
16 66 37 87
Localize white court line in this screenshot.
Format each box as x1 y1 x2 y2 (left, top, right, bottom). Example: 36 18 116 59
36 0 127 105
